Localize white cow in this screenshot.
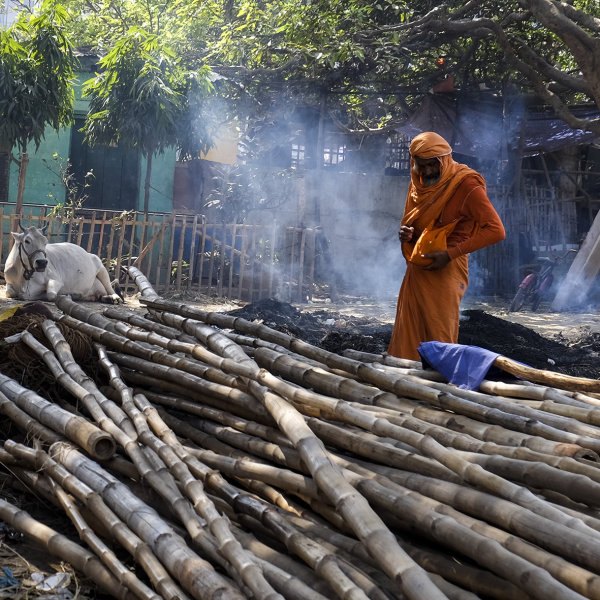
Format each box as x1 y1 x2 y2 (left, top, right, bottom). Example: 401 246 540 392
4 225 123 303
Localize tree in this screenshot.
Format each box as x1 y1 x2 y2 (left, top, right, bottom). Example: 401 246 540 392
83 27 214 214
62 1 600 168
384 1 600 135
0 0 76 215
193 0 600 136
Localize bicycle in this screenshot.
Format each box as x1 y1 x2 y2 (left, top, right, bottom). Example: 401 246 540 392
508 248 577 313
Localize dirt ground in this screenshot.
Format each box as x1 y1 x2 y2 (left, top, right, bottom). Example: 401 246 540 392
1 285 599 381
0 287 599 597
231 293 600 378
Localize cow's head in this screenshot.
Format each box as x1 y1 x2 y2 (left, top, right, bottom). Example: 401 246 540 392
12 225 49 273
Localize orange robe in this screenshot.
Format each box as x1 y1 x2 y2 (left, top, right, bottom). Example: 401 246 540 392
387 175 505 360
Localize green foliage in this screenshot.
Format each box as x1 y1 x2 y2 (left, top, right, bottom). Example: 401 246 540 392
61 0 222 64
83 28 182 156
201 0 600 133
83 27 215 159
11 0 599 184
0 0 76 152
43 152 94 215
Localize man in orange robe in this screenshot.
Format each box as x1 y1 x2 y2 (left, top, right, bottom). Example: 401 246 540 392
387 132 506 360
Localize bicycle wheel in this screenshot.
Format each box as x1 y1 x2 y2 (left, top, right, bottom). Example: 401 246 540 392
509 287 528 312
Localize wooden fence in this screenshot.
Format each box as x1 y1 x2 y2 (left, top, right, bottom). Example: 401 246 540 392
0 181 584 303
0 205 319 303
480 185 581 296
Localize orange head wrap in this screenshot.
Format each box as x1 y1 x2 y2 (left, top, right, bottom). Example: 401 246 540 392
402 131 483 228
409 131 452 159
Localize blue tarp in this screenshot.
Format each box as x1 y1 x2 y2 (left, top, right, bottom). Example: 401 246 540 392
418 341 509 390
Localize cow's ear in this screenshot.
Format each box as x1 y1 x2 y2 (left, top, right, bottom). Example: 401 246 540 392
11 231 23 242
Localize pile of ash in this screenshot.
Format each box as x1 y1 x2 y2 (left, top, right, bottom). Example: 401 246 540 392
458 310 599 378
228 299 600 379
227 298 393 354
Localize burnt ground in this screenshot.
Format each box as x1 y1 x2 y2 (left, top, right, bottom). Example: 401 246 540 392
227 298 600 379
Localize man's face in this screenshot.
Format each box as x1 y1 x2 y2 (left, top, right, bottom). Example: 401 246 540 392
413 155 441 186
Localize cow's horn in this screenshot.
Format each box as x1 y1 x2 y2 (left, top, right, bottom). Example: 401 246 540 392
18 222 25 232
41 224 49 234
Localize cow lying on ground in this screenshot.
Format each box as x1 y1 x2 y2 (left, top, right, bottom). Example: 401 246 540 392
4 225 123 303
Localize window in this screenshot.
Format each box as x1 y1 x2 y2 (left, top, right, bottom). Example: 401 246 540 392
385 133 411 175
323 143 345 167
291 143 305 169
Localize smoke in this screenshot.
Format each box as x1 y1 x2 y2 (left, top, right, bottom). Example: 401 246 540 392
188 94 593 312
464 258 485 300
303 169 408 303
327 222 405 301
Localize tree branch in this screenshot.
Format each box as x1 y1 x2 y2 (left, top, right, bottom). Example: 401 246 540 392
556 1 600 32
520 0 600 104
401 12 600 135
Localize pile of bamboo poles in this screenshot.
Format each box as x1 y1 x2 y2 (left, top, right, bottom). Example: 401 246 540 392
2 267 600 600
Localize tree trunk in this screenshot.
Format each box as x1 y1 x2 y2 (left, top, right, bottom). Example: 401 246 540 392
144 152 153 216
15 149 28 216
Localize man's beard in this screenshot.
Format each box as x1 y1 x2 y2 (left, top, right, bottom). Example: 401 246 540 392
422 174 441 187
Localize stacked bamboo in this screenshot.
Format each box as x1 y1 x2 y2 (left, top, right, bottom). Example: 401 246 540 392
2 268 600 599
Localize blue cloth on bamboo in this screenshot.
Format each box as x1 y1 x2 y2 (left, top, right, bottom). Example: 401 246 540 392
417 341 505 390
0 567 19 588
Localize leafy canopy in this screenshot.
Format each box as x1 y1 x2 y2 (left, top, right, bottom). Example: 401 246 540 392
0 0 75 152
83 27 214 158
62 0 600 136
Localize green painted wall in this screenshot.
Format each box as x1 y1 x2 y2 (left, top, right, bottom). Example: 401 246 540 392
7 69 176 214
8 129 70 209
139 152 177 214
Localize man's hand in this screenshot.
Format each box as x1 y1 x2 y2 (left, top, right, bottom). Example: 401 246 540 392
398 226 414 242
421 250 450 270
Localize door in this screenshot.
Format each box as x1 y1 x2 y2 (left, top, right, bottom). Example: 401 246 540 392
69 117 140 211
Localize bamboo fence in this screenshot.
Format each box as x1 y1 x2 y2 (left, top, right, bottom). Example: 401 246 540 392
0 270 600 598
0 204 318 302
0 179 578 302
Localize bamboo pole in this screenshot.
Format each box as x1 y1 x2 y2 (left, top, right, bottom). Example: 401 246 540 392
40 320 138 439
115 215 127 279
188 455 377 600
0 372 115 461
287 514 529 600
175 215 187 291
253 367 600 535
159 384 600 594
3 441 191 600
187 214 199 292
494 355 600 392
86 211 97 253
244 381 449 599
257 348 598 461
49 479 163 600
50 442 246 600
53 307 268 423
163 393 592 600
95 345 284 600
347 475 589 600
19 328 135 449
0 389 63 445
120 273 450 598
0 496 135 599
5 265 600 599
